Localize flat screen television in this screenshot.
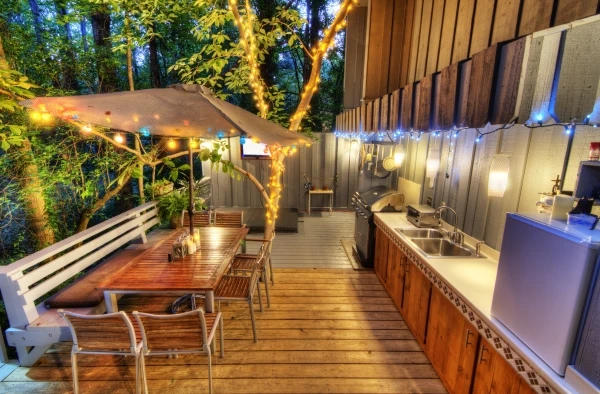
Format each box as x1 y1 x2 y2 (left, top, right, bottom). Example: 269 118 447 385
241 139 271 159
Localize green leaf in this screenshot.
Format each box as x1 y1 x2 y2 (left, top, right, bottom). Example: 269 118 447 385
178 164 191 171
1 140 9 151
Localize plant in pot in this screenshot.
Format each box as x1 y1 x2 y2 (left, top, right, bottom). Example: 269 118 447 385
157 191 188 228
145 179 174 199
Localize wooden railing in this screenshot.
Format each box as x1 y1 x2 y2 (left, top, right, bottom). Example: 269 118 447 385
0 201 159 365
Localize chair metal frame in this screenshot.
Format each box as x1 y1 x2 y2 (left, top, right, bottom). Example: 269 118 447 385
58 310 144 394
132 309 224 394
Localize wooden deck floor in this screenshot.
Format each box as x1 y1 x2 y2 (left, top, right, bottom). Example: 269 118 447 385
0 268 446 393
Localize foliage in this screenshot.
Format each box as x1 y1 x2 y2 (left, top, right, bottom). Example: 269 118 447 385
0 68 37 150
156 189 188 222
144 178 173 198
158 157 191 182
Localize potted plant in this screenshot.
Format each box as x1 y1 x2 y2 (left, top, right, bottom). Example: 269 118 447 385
157 190 188 228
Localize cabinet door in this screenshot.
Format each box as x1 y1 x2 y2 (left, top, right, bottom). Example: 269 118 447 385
426 287 480 394
385 241 405 310
473 340 535 394
374 227 390 284
403 262 432 344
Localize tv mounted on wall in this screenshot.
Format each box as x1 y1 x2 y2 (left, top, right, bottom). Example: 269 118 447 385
241 138 271 159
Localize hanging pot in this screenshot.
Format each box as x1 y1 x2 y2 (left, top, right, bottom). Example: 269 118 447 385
383 145 397 171
374 145 391 179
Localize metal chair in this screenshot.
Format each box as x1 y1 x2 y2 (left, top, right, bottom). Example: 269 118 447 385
214 210 244 228
181 210 212 227
132 309 224 394
58 310 144 394
230 230 276 307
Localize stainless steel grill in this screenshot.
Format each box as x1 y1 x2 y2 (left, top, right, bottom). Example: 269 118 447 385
351 186 404 267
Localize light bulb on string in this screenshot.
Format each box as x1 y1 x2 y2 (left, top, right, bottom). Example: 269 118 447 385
167 138 177 150
114 133 125 144
81 124 92 133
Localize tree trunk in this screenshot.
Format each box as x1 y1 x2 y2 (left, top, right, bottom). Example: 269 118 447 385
0 36 55 249
126 38 134 91
18 140 56 248
256 0 277 88
91 10 119 92
149 35 161 88
80 18 88 52
28 0 43 45
55 2 79 91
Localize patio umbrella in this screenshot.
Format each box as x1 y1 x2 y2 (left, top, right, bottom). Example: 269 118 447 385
22 84 310 233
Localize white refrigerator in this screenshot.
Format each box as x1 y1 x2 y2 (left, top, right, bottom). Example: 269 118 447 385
491 213 600 376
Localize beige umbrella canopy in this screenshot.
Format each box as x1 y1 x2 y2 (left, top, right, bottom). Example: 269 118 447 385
21 84 310 147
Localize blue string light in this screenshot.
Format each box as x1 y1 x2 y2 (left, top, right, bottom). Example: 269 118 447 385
140 127 151 137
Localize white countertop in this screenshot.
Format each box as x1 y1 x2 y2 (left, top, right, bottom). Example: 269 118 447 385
374 212 586 394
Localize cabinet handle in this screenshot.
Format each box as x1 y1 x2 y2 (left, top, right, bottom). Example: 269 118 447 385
464 329 473 348
478 345 488 364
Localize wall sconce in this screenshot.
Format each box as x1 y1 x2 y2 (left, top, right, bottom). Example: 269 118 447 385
394 145 405 167
488 154 510 197
426 147 440 188
350 139 359 151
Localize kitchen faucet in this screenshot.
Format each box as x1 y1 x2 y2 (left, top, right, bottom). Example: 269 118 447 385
434 203 464 245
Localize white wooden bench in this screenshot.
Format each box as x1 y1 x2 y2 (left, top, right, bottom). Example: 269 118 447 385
0 201 160 366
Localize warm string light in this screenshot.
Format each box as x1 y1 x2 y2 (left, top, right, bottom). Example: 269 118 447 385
114 133 125 144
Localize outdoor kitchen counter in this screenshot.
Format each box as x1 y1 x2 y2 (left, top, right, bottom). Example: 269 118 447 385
374 212 581 394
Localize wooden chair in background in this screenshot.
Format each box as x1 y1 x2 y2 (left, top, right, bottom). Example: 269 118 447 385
133 309 224 394
214 210 244 228
181 210 212 227
58 310 144 394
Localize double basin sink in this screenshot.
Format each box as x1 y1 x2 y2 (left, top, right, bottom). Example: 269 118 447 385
395 229 479 258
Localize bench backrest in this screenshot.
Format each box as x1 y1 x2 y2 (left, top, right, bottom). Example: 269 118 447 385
0 201 159 328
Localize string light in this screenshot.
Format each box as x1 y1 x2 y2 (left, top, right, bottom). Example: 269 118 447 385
80 124 92 133
167 138 177 150
114 133 124 144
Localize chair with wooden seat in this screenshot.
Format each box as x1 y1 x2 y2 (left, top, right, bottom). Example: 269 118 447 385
206 249 264 342
230 230 276 307
58 310 144 394
132 308 224 394
214 210 244 228
181 210 212 228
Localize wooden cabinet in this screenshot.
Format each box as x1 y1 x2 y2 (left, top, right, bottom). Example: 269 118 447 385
403 260 432 344
472 338 537 394
426 287 480 394
374 227 390 284
385 240 406 311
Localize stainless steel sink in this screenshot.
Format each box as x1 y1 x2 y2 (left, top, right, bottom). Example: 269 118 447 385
409 238 474 258
396 229 444 239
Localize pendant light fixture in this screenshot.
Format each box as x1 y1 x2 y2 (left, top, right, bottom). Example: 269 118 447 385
393 145 405 167
426 147 440 188
488 154 510 197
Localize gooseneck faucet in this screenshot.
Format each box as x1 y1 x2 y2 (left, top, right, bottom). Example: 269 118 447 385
434 203 464 245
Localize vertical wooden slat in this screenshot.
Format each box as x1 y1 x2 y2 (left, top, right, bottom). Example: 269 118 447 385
553 20 600 122
437 0 459 70
529 32 562 124
466 44 500 128
408 0 424 83
518 0 554 36
452 0 476 64
554 0 600 26
373 98 381 131
491 0 520 44
416 0 434 80
456 60 472 127
344 7 368 109
470 0 497 56
416 74 433 131
434 62 459 129
426 0 446 75
361 103 367 132
391 89 402 130
401 83 415 130
366 101 374 132
388 0 408 91
491 37 527 125
363 0 395 99
381 94 390 131
401 0 416 86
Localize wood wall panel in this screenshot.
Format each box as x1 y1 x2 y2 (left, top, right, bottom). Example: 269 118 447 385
434 62 459 129
381 94 390 130
470 0 497 56
416 0 434 80
408 0 425 83
452 0 476 64
518 0 554 36
366 101 374 131
491 0 521 44
416 75 433 131
457 60 472 126
401 83 415 130
467 44 500 127
373 98 381 131
343 6 367 109
554 0 600 25
391 89 402 130
437 0 459 71
388 0 408 91
363 0 395 100
426 0 446 75
491 37 527 124
401 0 416 87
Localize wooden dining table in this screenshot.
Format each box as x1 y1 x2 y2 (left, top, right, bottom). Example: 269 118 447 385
97 226 249 314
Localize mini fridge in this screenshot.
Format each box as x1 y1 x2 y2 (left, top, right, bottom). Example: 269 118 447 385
491 213 600 376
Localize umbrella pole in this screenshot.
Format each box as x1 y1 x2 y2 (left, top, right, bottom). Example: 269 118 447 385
188 139 194 234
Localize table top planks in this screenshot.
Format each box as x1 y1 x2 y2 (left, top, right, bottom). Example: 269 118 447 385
97 227 248 292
